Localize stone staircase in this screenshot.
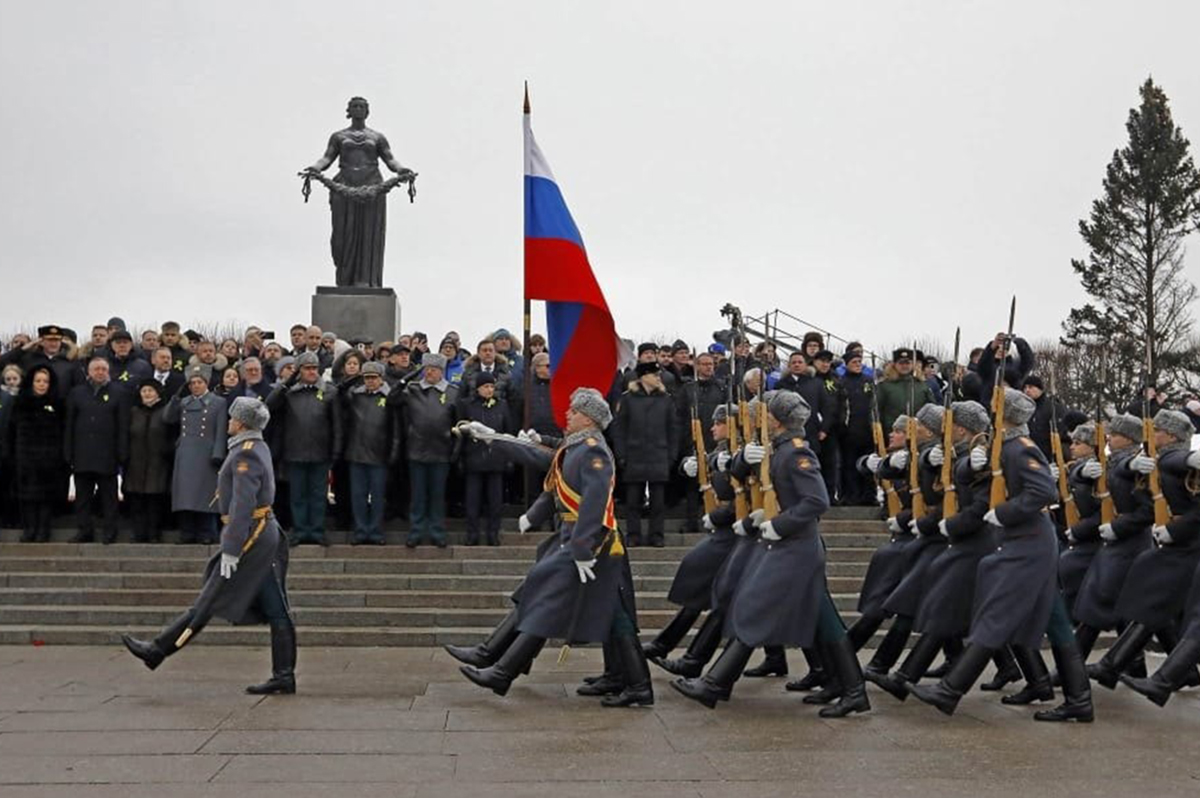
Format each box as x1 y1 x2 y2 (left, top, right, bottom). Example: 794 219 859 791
0 509 887 647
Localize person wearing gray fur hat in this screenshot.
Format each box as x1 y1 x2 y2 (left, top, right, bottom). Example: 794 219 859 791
951 400 991 436
1106 412 1143 443
1153 409 1194 443
1056 420 1104 623
229 396 270 431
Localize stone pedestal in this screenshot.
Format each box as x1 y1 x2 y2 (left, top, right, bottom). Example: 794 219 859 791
311 286 401 344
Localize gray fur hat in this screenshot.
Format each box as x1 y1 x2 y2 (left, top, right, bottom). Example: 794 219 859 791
361 361 385 376
951 401 990 434
229 396 270 431
1070 421 1097 445
421 353 448 372
571 387 612 430
916 404 945 436
1154 409 1194 442
186 364 212 383
892 414 910 433
712 403 735 424
1108 413 1143 443
275 355 296 372
295 352 320 368
1003 387 1036 425
768 390 811 430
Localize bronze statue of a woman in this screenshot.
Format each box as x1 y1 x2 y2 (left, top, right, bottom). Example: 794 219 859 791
301 97 416 288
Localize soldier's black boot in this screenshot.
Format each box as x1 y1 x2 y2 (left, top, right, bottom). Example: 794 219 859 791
1002 646 1055 705
1120 639 1200 707
803 643 843 704
1088 623 1153 689
742 644 788 677
444 607 519 668
818 636 871 718
247 620 297 695
460 633 545 697
926 638 963 679
602 635 655 708
121 611 193 671
1153 626 1200 687
1035 643 1093 722
671 639 754 709
863 616 912 683
642 606 702 659
785 647 827 692
910 643 994 716
577 640 625 696
875 634 943 702
979 646 1022 691
845 612 886 652
652 611 723 678
1052 624 1098 686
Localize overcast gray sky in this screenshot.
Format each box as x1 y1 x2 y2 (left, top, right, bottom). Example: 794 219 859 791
2 1 1199 360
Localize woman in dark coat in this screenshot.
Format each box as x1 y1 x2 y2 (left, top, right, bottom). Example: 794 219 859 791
7 366 64 542
126 378 173 542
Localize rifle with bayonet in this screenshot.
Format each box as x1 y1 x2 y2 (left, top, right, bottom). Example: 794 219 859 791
726 378 749 519
1049 368 1081 527
907 343 928 518
757 375 780 520
1094 352 1115 524
690 380 718 515
941 328 960 519
869 354 902 516
989 297 1017 509
1140 342 1171 528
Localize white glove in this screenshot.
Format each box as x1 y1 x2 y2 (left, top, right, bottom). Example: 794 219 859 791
743 442 765 464
1066 528 1077 544
760 520 781 541
1130 454 1156 474
866 453 883 473
701 513 715 532
682 456 699 477
734 519 749 537
1099 523 1117 542
575 558 598 583
1152 525 1173 546
886 517 901 534
1049 463 1060 481
716 451 731 472
518 514 532 533
969 447 988 471
467 421 495 438
889 450 909 469
516 428 543 445
219 552 239 580
983 509 1000 526
1081 460 1103 479
937 519 949 538
907 517 918 532
748 508 766 528
1187 449 1200 470
928 445 944 467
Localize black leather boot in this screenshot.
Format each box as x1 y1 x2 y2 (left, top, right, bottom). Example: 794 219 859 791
247 620 297 695
1089 623 1152 689
602 635 655 707
785 647 827 692
818 636 871 718
460 633 545 696
910 643 994 716
1120 639 1200 707
863 616 912 682
743 645 788 677
845 612 886 652
979 646 1021 691
670 639 754 708
803 643 842 704
652 611 723 678
122 611 194 671
1054 624 1099 686
875 634 943 702
642 607 702 659
1153 626 1200 687
577 640 625 696
1035 643 1093 722
926 638 963 679
444 608 519 668
1002 645 1054 705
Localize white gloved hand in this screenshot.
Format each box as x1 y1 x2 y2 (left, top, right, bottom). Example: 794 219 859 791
1130 454 1156 474
866 453 883 473
575 558 598 583
969 447 989 471
1187 449 1200 470
1066 528 1077 544
748 508 766 528
701 513 715 532
467 421 495 438
1049 463 1060 481
716 451 731 472
1081 460 1103 479
886 517 901 534
682 456 699 478
938 519 949 538
928 445 944 467
889 450 909 469
1099 523 1117 542
219 552 239 580
1152 525 1173 546
760 520 781 541
743 442 765 465
907 517 918 532
516 429 534 444
518 514 532 533
983 509 1000 526
523 428 543 445
734 519 749 537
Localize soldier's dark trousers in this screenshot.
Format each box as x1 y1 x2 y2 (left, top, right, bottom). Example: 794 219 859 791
624 481 666 545
73 472 119 542
349 463 388 543
288 461 330 543
465 471 503 545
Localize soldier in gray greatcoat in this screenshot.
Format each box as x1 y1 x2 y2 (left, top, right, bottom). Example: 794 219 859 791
122 397 297 695
165 365 228 544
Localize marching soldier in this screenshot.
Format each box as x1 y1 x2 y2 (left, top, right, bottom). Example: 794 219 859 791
1056 421 1105 620
121 397 297 695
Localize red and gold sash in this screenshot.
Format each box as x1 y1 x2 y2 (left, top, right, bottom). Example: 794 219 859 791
545 447 624 556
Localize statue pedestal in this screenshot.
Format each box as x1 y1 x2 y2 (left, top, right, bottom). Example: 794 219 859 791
311 286 401 344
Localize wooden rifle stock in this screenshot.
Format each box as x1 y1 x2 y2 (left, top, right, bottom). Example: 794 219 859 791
727 405 749 519
989 383 1008 509
941 405 957 519
1143 417 1171 528
907 416 927 517
759 392 780 520
691 408 718 515
1094 422 1115 525
873 417 902 517
742 401 763 511
1051 433 1081 527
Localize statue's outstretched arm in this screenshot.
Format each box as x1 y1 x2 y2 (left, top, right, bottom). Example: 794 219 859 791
305 133 340 173
377 134 414 178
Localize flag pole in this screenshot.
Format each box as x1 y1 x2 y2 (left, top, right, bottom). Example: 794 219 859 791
522 81 534 508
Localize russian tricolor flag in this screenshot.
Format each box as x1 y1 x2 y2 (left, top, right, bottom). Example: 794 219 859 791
524 91 628 422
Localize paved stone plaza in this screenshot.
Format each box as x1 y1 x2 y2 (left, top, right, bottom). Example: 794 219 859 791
0 645 1198 797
